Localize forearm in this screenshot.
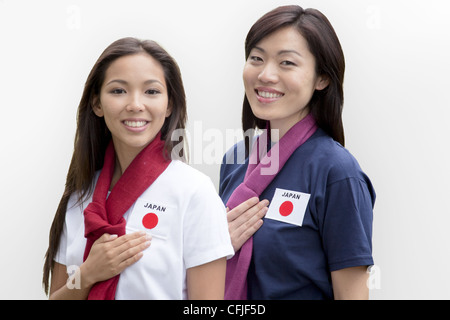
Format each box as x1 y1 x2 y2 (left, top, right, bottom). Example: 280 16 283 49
49 264 95 300
49 284 91 300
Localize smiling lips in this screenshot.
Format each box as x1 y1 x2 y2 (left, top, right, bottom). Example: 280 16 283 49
255 87 284 103
123 119 149 131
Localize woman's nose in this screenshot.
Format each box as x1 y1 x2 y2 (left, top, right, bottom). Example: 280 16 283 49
126 93 145 112
257 63 279 83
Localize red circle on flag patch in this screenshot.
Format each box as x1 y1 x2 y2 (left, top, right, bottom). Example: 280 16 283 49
142 213 158 229
279 201 294 217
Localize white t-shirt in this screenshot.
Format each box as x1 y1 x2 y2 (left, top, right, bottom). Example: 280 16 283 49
55 160 234 299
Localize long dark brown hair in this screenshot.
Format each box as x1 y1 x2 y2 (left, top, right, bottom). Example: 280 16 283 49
242 5 346 153
42 37 187 294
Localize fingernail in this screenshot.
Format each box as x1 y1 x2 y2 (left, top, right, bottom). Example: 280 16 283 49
146 234 152 241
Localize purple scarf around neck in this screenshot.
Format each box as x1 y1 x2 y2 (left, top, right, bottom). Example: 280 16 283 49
224 113 317 300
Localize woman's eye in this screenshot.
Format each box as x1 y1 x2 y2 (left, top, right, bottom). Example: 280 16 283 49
281 60 296 66
146 89 161 95
111 88 126 94
249 56 263 63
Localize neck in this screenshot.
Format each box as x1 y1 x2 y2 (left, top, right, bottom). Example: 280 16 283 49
269 109 310 142
110 140 145 190
115 148 138 176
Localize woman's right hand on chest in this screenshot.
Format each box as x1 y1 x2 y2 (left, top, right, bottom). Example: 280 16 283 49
227 197 269 252
80 231 152 287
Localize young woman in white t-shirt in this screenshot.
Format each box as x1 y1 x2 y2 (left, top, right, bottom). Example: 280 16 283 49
42 37 233 300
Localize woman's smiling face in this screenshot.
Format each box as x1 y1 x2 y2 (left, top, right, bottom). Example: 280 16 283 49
93 52 171 155
243 26 329 138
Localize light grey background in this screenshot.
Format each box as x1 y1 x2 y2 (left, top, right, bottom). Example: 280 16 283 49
1 0 449 299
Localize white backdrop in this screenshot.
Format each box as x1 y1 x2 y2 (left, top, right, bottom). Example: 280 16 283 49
1 0 449 300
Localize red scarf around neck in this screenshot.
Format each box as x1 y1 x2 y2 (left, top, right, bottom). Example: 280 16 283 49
83 132 171 300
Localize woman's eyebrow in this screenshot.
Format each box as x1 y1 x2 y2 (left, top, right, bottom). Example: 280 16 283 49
105 79 128 86
252 46 302 57
253 46 265 53
105 79 164 86
278 49 302 57
144 79 164 86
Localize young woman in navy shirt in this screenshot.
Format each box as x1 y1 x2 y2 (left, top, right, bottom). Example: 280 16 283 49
220 5 375 300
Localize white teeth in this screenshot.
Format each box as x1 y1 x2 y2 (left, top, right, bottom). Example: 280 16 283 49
258 90 283 99
124 120 147 127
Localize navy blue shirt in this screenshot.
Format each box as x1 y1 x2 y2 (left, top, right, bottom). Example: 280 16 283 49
219 129 375 300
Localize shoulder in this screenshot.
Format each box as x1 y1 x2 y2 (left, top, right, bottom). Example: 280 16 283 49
166 160 211 184
220 139 247 178
299 129 369 185
166 161 228 228
219 140 248 198
222 139 247 166
163 160 218 200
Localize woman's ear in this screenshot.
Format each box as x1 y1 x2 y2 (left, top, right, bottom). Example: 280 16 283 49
315 75 330 91
165 99 173 118
92 96 104 117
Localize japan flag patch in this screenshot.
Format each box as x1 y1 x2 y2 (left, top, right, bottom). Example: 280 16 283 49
265 188 311 227
126 198 173 240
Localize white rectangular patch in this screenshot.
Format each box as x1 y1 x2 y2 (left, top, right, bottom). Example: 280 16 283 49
126 198 174 240
265 188 310 227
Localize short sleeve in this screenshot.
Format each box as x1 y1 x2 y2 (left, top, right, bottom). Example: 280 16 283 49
321 177 375 272
183 176 234 269
53 191 86 267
